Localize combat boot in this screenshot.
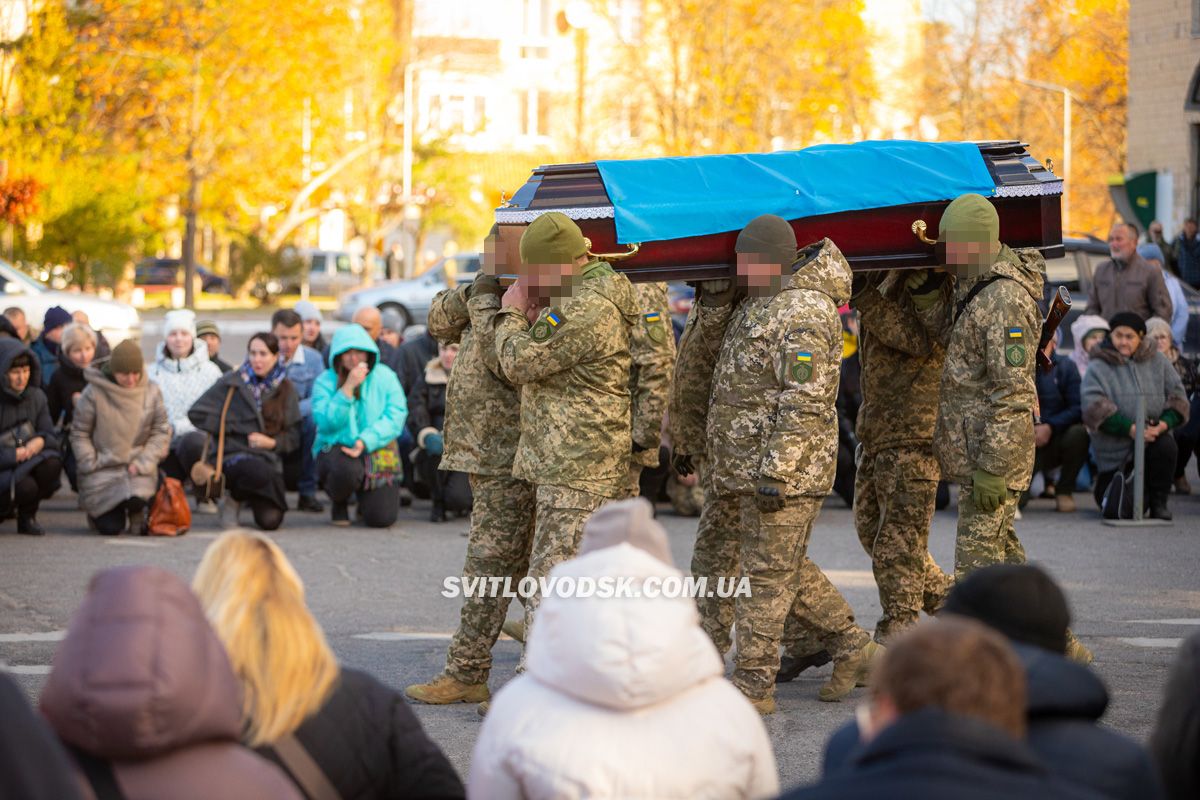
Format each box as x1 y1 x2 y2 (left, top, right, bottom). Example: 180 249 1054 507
819 641 883 703
405 673 490 705
775 649 832 683
1065 635 1094 665
1055 494 1076 513
1148 492 1173 521
501 618 526 643
477 700 489 717
741 690 776 715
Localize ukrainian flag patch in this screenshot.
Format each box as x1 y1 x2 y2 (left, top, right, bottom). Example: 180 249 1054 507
531 308 564 342
1008 327 1023 339
547 312 562 327
643 311 666 343
644 312 661 323
796 352 813 362
791 351 813 383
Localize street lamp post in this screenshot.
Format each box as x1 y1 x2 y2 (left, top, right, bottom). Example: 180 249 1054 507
1020 78 1074 235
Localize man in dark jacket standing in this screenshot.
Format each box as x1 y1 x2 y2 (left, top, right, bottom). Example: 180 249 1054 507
1173 217 1200 288
1027 335 1089 512
1087 223 1174 321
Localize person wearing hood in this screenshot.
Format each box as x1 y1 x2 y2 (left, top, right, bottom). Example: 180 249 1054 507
39 565 303 800
823 564 1161 800
788 617 1104 800
294 300 329 366
1081 312 1188 519
491 211 639 665
46 323 97 492
0 338 61 535
31 305 72 385
188 333 301 531
1086 223 1173 322
698 216 877 713
71 341 171 535
1138 243 1189 346
149 309 224 489
312 323 408 527
469 498 779 799
1069 314 1110 379
193 530 465 800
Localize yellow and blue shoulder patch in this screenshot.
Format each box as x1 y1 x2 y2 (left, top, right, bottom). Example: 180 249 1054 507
1007 327 1023 339
1004 326 1026 366
643 310 667 343
790 350 814 383
531 308 565 342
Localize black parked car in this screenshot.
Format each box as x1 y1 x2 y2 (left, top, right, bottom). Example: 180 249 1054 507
135 259 231 295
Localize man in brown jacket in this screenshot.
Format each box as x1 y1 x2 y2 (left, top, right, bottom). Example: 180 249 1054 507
1086 223 1173 321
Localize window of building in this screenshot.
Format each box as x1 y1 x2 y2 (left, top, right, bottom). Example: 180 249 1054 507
1187 60 1200 110
518 89 549 137
524 0 550 37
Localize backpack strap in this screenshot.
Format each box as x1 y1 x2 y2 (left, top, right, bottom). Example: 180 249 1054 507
954 275 1011 325
273 733 342 800
66 745 127 800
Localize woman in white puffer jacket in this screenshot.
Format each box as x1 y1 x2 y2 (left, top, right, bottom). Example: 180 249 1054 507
146 309 222 483
469 498 779 800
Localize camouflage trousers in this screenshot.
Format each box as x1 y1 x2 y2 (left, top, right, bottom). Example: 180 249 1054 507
518 484 608 668
445 474 535 685
732 496 871 700
955 481 1026 579
627 463 643 498
854 446 954 643
691 483 742 656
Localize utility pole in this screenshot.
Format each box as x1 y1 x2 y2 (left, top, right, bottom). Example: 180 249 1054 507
182 47 202 309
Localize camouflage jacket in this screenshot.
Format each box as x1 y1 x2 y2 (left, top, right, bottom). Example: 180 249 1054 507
629 282 675 467
705 239 852 496
668 298 729 458
853 270 951 464
934 246 1044 488
427 283 521 477
493 260 639 497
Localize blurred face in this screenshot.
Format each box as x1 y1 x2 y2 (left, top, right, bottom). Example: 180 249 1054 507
736 253 786 295
199 332 221 358
247 338 278 378
45 326 63 344
1108 225 1136 262
68 341 95 369
1150 222 1163 237
72 310 90 326
353 308 382 341
484 227 521 276
115 371 140 389
272 323 302 361
380 329 401 349
1082 330 1107 352
6 312 26 339
339 349 369 371
440 343 459 371
1151 329 1172 354
1186 220 1198 238
942 239 999 278
301 318 321 345
1111 326 1141 357
520 260 579 303
7 364 30 393
166 329 193 359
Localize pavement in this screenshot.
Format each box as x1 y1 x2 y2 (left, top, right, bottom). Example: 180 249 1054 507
2 487 1198 791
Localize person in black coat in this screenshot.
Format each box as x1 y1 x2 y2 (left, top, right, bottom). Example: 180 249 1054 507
0 673 84 800
823 564 1162 800
1024 336 1089 512
1150 632 1200 800
408 344 471 521
0 339 62 535
188 333 301 531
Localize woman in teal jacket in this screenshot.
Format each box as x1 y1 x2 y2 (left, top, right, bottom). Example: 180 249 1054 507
312 324 408 527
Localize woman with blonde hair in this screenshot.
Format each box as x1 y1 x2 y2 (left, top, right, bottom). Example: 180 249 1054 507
192 530 464 800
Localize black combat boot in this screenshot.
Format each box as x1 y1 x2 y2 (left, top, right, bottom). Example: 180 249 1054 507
775 649 833 683
331 503 351 527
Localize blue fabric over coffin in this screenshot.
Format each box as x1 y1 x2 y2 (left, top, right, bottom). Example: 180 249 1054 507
594 140 997 244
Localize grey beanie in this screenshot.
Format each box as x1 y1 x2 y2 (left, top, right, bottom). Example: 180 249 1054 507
294 300 323 323
579 498 673 566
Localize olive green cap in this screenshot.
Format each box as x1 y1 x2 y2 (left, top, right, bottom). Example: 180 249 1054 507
939 193 999 244
520 212 589 265
735 214 798 267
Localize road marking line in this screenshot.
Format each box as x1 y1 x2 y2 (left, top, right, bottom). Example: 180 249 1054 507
0 631 65 643
1126 619 1200 626
0 665 52 675
1119 637 1184 649
354 632 454 641
105 539 163 547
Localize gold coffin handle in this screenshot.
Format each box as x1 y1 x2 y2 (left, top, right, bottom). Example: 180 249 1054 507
912 219 938 246
583 237 642 261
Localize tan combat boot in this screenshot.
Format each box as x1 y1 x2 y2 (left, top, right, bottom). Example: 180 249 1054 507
744 692 776 715
819 641 884 703
405 674 490 705
501 618 526 643
1056 494 1077 513
1066 634 1094 665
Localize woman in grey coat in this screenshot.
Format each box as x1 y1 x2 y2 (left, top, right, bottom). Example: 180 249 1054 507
1082 312 1189 519
71 340 172 535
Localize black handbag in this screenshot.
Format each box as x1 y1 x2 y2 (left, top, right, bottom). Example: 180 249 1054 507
0 420 36 450
1101 461 1136 520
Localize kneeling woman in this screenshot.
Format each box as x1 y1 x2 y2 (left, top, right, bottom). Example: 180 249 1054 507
189 333 300 531
71 341 172 535
0 340 62 535
312 324 407 528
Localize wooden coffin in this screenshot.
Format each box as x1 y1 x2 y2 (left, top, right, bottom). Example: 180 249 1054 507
494 140 1063 281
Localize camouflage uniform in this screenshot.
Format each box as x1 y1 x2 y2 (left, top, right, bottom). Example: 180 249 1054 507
627 282 675 496
935 245 1044 578
851 271 954 643
493 259 638 641
709 239 871 700
426 283 534 685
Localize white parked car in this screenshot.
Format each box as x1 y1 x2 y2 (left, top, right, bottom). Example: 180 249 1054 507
0 259 142 344
335 253 481 327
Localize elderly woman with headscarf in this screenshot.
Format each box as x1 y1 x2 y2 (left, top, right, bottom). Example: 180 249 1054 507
1082 312 1189 520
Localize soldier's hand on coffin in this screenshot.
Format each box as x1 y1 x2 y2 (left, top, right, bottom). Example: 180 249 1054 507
468 273 503 299
699 279 736 307
671 451 694 477
501 280 528 312
971 469 1007 513
755 478 788 513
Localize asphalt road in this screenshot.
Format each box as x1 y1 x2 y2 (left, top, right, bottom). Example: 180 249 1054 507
2 484 1197 792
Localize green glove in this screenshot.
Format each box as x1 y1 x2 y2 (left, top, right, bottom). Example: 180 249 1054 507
699 279 736 307
755 478 788 514
467 273 503 299
971 469 1007 513
906 269 947 311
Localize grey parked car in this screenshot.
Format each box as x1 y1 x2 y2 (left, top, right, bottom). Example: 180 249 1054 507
335 253 481 328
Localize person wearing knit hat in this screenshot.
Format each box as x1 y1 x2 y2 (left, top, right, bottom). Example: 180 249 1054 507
735 213 798 297
942 564 1070 653
108 339 144 376
293 300 328 366
195 319 232 374
1139 242 1190 346
1068 313 1110 379
30 306 73 386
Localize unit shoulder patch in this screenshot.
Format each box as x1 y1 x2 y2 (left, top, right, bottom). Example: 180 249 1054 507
531 308 565 342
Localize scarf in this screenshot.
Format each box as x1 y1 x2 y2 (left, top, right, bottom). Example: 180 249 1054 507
238 359 287 410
